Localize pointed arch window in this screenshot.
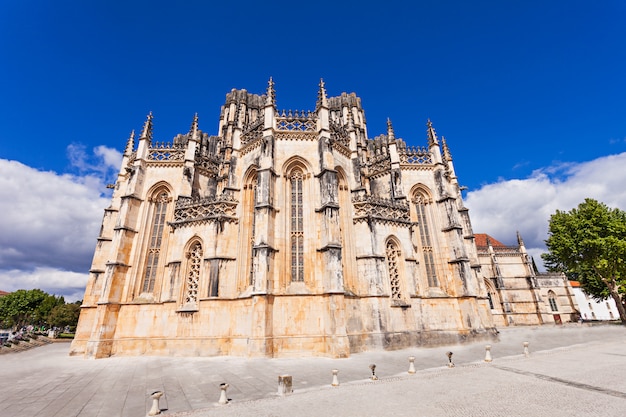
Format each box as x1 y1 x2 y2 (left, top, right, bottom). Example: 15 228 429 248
290 168 304 282
415 193 438 287
548 291 558 312
245 174 258 286
184 242 203 305
142 191 170 293
386 240 403 300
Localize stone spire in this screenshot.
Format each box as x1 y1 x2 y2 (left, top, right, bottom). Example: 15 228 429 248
316 78 328 109
517 231 525 248
140 112 153 141
426 119 438 147
265 77 276 107
124 130 135 156
189 113 199 141
386 118 395 141
441 136 452 161
189 113 198 134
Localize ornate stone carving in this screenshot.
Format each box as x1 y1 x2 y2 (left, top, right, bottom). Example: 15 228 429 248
171 195 238 228
352 195 410 224
147 143 186 161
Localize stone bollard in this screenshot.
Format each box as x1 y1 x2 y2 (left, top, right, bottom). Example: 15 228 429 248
484 345 492 362
446 351 455 368
523 341 530 358
277 375 293 396
369 364 378 380
331 369 339 387
147 391 163 416
218 383 229 405
408 356 416 374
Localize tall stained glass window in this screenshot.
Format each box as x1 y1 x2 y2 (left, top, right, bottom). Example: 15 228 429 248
415 194 438 287
290 169 304 282
142 191 169 293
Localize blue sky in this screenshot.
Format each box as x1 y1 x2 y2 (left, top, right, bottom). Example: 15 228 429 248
1 1 626 299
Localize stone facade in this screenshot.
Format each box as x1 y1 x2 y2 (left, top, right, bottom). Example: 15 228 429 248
476 233 578 326
70 80 497 359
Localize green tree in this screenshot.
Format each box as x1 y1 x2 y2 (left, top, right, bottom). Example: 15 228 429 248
542 198 626 324
35 294 65 325
0 289 49 329
47 302 80 330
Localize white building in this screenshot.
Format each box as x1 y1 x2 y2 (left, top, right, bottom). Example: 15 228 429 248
570 281 620 321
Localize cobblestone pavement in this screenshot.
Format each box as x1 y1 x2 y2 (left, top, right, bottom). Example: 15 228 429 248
1 324 625 417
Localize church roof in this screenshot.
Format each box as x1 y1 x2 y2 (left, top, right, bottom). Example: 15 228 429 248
474 233 506 247
0 290 10 297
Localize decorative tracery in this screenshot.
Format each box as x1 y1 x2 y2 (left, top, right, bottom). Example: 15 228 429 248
142 191 170 293
290 169 304 282
184 242 203 305
414 193 439 287
386 240 402 300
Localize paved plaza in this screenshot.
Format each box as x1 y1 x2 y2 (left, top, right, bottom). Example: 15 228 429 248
1 324 625 417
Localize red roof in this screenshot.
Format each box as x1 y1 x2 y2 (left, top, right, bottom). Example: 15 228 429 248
0 290 10 296
474 233 507 247
569 281 581 287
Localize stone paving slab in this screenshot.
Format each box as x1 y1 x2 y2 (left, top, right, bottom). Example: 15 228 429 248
0 324 624 417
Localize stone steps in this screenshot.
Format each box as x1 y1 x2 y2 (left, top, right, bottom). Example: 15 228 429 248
0 336 53 355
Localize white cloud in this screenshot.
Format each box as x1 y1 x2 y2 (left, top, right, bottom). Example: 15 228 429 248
67 143 122 177
465 152 626 269
0 267 88 302
0 157 112 297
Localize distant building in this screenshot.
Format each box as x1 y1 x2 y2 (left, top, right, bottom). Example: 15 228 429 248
569 281 620 321
475 233 577 326
71 80 497 359
0 290 10 297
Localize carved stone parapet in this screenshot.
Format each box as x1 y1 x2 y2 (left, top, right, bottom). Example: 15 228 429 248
397 143 432 164
276 110 317 132
352 195 410 224
147 143 186 161
171 195 239 229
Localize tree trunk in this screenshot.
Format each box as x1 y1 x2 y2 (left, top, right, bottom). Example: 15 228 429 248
608 284 626 324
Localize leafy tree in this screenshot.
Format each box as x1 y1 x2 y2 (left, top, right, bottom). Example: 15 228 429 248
0 289 48 329
542 198 626 323
47 302 81 329
34 294 65 325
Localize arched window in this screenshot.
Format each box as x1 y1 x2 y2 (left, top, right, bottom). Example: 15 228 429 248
548 291 558 312
142 190 170 293
184 242 203 305
243 172 258 286
385 240 403 300
414 193 438 287
290 168 304 282
484 279 498 310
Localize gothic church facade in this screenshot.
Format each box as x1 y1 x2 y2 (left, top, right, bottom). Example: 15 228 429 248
70 80 496 358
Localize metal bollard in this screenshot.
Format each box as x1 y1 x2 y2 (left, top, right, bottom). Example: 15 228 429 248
523 341 530 358
484 345 492 362
446 351 455 368
218 383 229 405
369 364 378 380
331 369 339 387
147 391 163 416
277 375 293 396
408 356 416 374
